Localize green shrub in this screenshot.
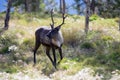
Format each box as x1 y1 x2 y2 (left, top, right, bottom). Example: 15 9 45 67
93 52 120 70
106 52 120 69
90 14 100 21
101 35 113 41
0 32 18 54
23 38 33 45
20 38 34 51
4 67 17 73
0 46 8 54
0 63 18 73
81 42 97 49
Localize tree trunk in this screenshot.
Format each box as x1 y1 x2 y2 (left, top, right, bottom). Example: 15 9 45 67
25 0 31 12
24 0 28 12
35 0 40 12
63 0 66 13
60 0 62 13
118 17 120 31
85 0 90 34
90 0 95 14
24 0 39 12
4 0 12 29
60 0 66 13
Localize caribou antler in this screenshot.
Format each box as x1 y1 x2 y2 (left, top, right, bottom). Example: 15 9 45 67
58 12 67 27
50 9 54 29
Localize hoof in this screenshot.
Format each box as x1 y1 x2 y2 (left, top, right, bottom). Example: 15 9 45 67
52 62 58 70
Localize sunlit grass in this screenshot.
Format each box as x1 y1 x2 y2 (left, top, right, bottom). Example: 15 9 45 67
0 13 120 79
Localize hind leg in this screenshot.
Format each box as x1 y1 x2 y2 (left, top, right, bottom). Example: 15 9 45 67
33 36 41 64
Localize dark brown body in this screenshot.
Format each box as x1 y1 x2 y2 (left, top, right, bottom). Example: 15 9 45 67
33 27 63 68
33 9 66 69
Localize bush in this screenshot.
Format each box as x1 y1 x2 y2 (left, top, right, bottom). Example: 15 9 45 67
106 52 120 70
0 46 8 54
81 42 97 49
101 35 113 41
0 32 18 54
21 38 34 51
90 14 100 21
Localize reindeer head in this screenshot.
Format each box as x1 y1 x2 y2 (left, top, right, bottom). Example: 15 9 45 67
47 9 67 39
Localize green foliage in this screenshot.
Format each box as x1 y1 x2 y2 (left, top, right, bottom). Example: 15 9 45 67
59 51 120 76
0 46 8 54
60 58 74 70
0 13 120 78
23 38 33 46
112 42 120 54
4 67 17 73
12 0 25 7
21 38 34 51
95 53 120 70
96 35 113 46
101 35 113 41
0 63 18 73
59 58 83 75
0 31 18 54
90 14 100 21
106 52 120 69
0 34 17 45
81 42 97 49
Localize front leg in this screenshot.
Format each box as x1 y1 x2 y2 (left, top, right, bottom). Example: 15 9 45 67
46 47 54 65
51 46 57 69
58 47 63 64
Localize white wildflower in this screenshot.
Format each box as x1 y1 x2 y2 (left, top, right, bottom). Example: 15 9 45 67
8 45 18 51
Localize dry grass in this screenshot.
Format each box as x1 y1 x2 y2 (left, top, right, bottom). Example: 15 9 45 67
0 13 120 80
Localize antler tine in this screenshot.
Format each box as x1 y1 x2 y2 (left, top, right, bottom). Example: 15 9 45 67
59 11 67 27
50 9 54 29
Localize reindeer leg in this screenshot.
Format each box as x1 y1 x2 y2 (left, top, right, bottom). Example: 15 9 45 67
33 36 41 64
51 46 57 69
46 47 54 67
58 47 63 64
33 43 41 64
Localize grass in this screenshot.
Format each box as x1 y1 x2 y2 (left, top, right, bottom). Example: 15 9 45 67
0 12 120 79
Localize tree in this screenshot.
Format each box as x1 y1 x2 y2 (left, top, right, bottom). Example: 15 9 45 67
4 0 12 29
75 0 81 14
73 0 86 15
90 0 95 14
74 0 81 15
25 0 40 12
84 0 90 34
44 0 56 12
60 0 66 13
95 0 120 18
118 17 120 31
13 0 40 12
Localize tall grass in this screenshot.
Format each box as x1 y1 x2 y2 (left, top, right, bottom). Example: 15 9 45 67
0 13 120 78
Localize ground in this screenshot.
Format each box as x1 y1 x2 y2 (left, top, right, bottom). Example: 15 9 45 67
0 13 120 80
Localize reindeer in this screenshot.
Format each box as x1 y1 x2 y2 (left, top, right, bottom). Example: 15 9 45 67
33 9 67 69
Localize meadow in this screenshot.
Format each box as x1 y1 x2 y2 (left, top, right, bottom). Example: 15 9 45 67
0 13 120 80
